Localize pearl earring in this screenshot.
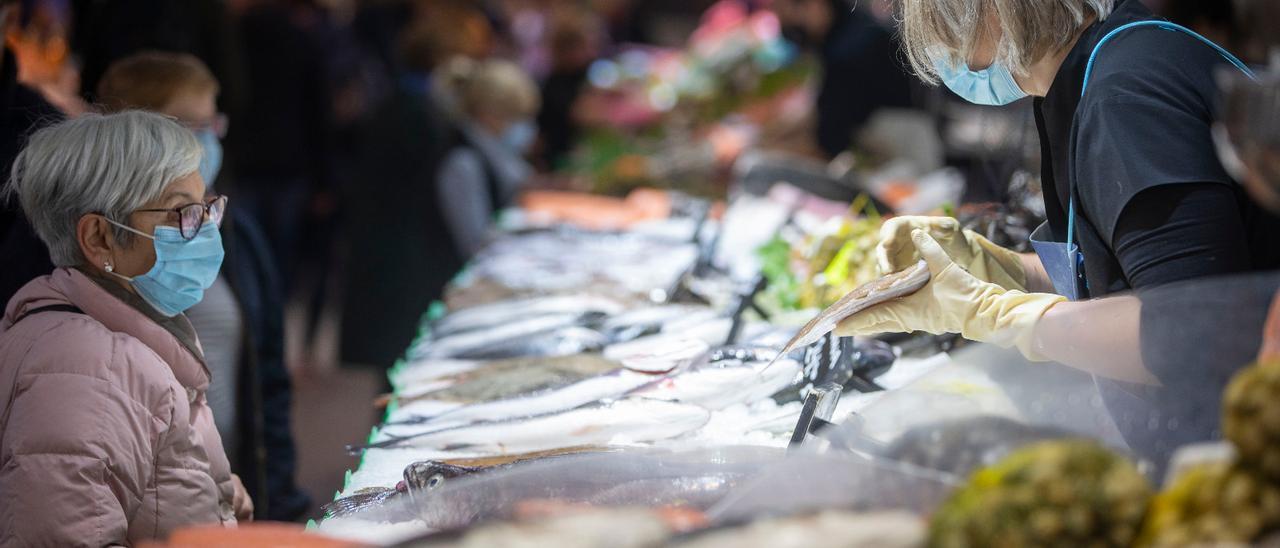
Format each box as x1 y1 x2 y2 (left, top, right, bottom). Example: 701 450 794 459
104 262 113 273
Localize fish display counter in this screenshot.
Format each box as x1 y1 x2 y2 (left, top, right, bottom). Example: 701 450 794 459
311 181 1280 547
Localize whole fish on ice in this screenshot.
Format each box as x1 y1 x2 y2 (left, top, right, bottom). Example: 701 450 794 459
384 366 662 428
430 295 626 339
412 314 610 360
353 399 711 454
629 347 802 410
405 447 781 530
388 354 621 407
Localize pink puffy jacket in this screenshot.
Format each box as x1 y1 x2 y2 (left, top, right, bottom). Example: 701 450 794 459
0 268 236 546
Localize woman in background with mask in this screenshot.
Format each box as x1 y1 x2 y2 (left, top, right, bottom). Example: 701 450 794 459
434 56 541 259
0 111 249 544
95 51 310 521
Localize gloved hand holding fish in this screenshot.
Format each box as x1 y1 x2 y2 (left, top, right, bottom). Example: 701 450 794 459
835 229 1066 361
877 215 1028 291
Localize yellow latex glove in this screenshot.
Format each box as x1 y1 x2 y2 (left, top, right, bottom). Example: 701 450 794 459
877 215 1027 291
838 229 1066 360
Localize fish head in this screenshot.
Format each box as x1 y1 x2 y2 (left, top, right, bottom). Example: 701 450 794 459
403 461 478 494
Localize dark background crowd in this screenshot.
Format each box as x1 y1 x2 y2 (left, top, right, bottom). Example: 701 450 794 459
0 0 1245 521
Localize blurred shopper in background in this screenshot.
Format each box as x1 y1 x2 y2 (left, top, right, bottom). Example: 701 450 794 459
0 111 249 544
97 51 310 521
537 7 602 171
72 0 245 123
6 0 86 115
0 0 66 315
1157 0 1238 56
338 18 471 369
434 57 540 260
229 0 334 300
772 0 915 159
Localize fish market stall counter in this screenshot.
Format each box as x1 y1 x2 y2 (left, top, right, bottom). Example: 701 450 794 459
308 196 1274 546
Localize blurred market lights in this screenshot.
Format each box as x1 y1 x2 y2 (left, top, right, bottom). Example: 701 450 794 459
749 10 781 42
648 82 678 111
620 50 651 79
588 59 621 88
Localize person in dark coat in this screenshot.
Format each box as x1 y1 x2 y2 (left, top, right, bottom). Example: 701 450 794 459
97 51 310 521
228 0 335 294
773 0 916 158
71 0 246 124
339 21 456 368
0 0 66 310
537 9 599 171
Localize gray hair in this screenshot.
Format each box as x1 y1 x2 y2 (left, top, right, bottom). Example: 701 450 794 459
2 111 201 266
899 0 1114 84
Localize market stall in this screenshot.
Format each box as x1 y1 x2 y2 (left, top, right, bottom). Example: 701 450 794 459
296 4 1280 547
299 173 1276 547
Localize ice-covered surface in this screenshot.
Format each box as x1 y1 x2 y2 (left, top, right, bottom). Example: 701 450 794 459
338 352 952 500
315 516 429 545
454 230 699 296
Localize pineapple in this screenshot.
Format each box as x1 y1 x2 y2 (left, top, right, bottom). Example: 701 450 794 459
1224 361 1280 479
1138 462 1280 546
928 440 1151 548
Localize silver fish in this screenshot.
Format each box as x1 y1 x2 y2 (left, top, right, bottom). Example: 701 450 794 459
771 260 930 362
404 447 779 530
600 305 720 343
391 355 623 406
629 352 803 410
323 462 489 520
384 367 662 428
431 296 626 339
324 451 615 519
414 316 609 360
356 399 710 454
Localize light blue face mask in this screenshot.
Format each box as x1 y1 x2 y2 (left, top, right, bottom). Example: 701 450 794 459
195 128 223 190
502 120 537 154
932 54 1029 106
106 220 225 317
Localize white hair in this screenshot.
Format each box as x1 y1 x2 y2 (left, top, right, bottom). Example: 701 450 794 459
899 0 1115 83
2 110 201 266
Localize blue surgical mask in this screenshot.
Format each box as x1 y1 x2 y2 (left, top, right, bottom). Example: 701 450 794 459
502 120 537 154
932 55 1028 106
195 128 223 190
105 220 225 317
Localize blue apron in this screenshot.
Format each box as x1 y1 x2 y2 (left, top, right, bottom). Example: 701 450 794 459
1029 20 1257 300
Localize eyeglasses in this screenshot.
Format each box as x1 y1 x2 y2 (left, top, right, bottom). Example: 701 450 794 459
183 113 230 139
134 195 228 240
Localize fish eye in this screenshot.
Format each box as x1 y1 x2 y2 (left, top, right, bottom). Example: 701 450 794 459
428 474 444 490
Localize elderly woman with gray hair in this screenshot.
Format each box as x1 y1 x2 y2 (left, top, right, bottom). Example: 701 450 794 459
0 111 251 545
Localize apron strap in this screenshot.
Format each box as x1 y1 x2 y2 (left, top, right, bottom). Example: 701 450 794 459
1067 20 1257 250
